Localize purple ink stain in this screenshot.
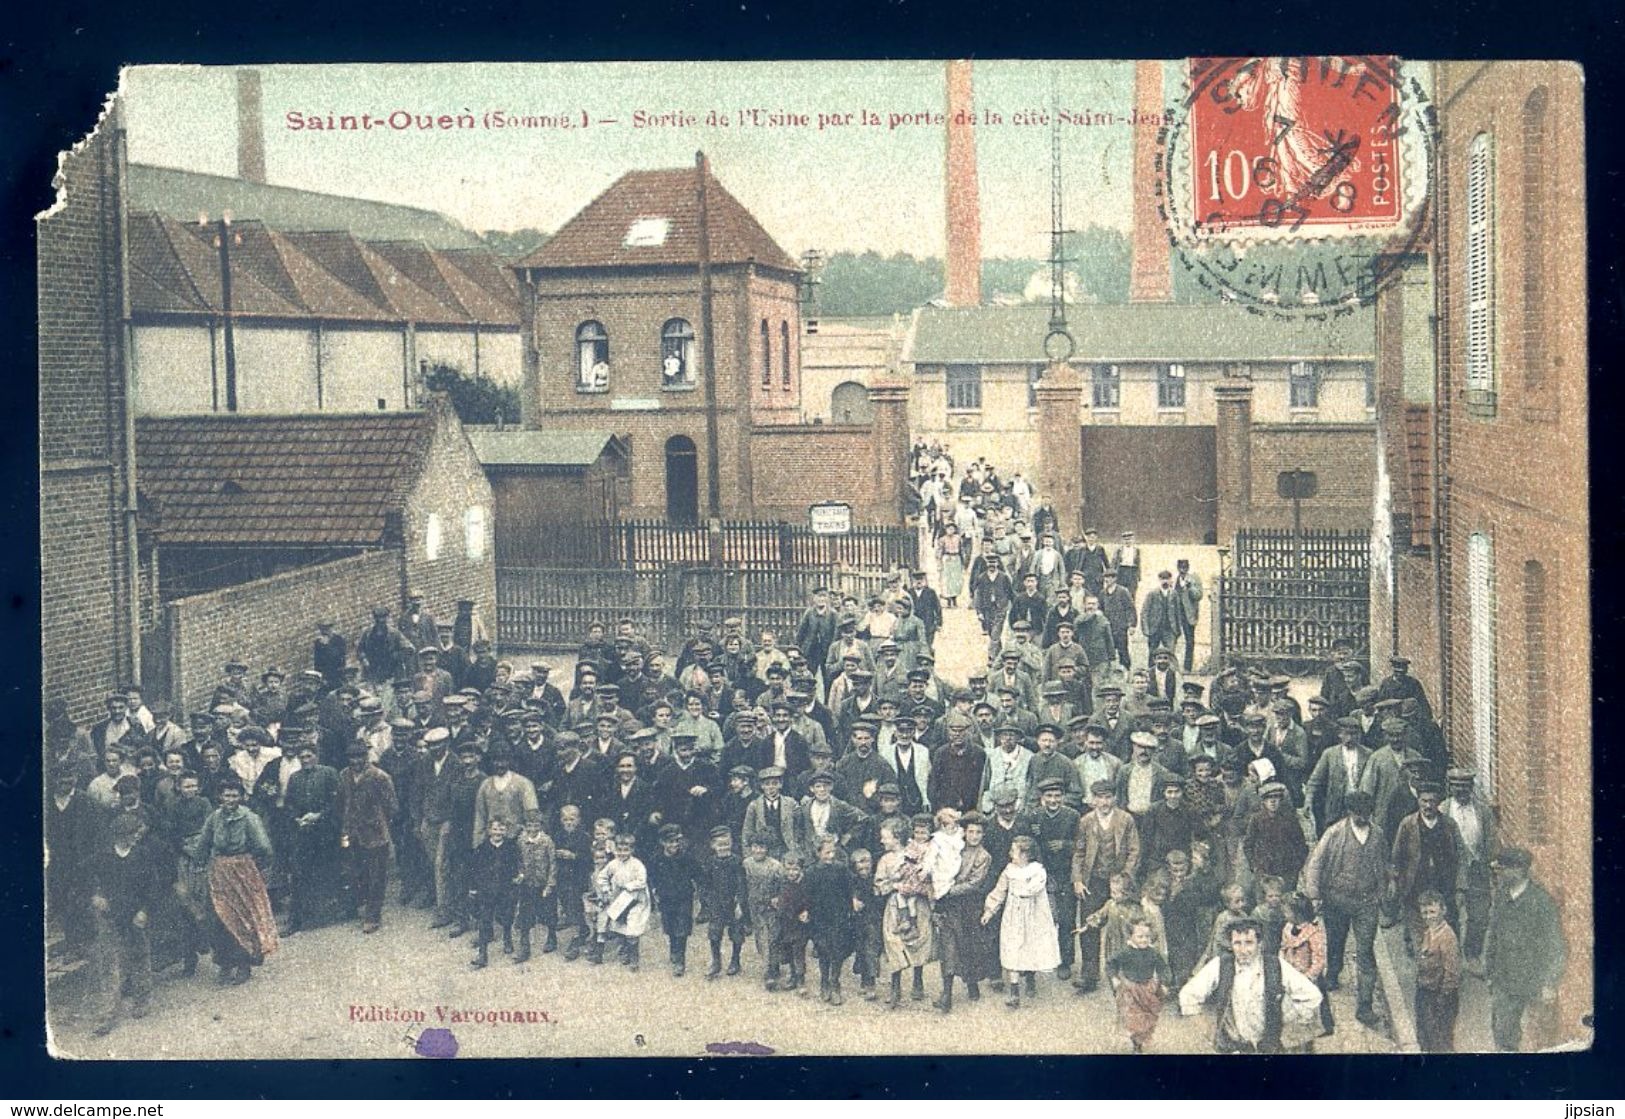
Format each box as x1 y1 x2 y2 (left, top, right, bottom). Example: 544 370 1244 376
705 1040 776 1056
415 1028 459 1058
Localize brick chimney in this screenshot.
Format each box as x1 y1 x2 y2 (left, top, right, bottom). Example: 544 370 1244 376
1128 60 1171 302
237 69 267 184
944 59 982 307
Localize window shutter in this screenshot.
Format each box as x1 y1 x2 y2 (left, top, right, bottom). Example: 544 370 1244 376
1466 133 1495 394
1467 530 1497 795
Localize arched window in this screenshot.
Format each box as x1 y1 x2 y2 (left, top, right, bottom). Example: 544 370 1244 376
780 320 792 389
760 319 771 388
1466 132 1496 410
830 381 873 424
660 318 695 389
576 321 609 392
1467 530 1497 795
1522 89 1549 396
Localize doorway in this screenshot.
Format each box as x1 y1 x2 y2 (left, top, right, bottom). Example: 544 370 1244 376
664 435 699 524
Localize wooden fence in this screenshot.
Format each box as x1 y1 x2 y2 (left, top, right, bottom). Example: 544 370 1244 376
497 566 898 652
1219 528 1369 668
495 518 917 572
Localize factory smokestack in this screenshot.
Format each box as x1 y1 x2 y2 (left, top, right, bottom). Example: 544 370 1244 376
944 60 982 307
237 69 267 184
1128 60 1172 303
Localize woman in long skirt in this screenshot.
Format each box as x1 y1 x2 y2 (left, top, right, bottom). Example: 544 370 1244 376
938 526 966 607
933 811 993 1012
197 778 279 985
874 819 935 1008
981 835 1059 1009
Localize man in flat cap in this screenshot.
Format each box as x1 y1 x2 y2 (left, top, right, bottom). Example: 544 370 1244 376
1377 655 1434 725
1141 569 1181 669
1361 716 1414 840
1302 789 1388 1027
1391 781 1461 951
1484 847 1568 1051
1305 715 1372 837
1070 780 1141 992
929 712 989 814
337 740 398 934
742 766 806 862
909 569 943 649
1244 780 1309 889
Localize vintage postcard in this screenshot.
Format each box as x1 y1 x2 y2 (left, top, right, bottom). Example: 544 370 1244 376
38 58 1590 1059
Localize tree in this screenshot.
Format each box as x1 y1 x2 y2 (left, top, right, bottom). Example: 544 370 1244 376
424 363 522 426
479 228 550 260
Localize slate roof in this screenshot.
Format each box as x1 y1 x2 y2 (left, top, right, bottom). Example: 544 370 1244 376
465 428 627 471
905 303 1376 365
136 412 435 546
128 164 485 249
516 168 800 274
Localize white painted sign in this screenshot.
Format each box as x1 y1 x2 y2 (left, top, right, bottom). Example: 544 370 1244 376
809 502 852 535
609 397 659 411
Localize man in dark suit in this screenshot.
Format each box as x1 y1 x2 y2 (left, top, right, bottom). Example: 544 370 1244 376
1172 558 1204 673
1098 570 1138 672
606 751 659 854
1065 528 1110 598
753 700 811 777
653 732 721 840
1140 569 1181 662
908 570 943 648
1304 716 1371 836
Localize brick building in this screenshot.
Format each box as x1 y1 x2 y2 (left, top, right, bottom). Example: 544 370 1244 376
905 303 1378 542
39 104 140 722
515 162 911 525
136 395 494 614
1369 61 1590 1044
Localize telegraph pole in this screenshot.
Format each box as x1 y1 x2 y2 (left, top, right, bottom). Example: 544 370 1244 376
211 214 240 412
696 151 723 518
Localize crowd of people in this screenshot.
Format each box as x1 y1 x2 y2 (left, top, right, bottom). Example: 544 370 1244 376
45 455 1567 1054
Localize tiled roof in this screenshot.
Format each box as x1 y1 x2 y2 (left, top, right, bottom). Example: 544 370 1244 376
127 214 521 326
136 412 434 546
516 168 800 273
466 428 627 469
128 164 485 249
905 303 1377 365
1403 404 1435 546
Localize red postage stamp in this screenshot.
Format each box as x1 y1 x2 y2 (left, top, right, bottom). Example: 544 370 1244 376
1185 56 1406 234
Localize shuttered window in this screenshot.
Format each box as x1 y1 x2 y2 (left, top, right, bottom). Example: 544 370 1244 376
1465 133 1496 409
1467 530 1498 796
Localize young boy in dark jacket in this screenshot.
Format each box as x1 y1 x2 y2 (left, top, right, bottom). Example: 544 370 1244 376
697 824 747 978
468 818 520 969
647 823 701 976
554 805 593 960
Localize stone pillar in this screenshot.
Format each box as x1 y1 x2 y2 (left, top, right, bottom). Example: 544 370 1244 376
1034 360 1084 536
869 376 911 524
1213 377 1255 546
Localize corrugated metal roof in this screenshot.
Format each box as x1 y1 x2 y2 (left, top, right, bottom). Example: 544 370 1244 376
905 303 1377 365
516 167 800 273
136 412 434 546
466 428 626 469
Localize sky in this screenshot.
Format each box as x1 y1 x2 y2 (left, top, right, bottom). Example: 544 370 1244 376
119 61 1164 259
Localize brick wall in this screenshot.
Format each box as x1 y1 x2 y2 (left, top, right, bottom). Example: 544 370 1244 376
746 425 893 522
401 397 499 643
39 109 136 721
1430 62 1590 1040
167 550 400 714
1246 423 1376 530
